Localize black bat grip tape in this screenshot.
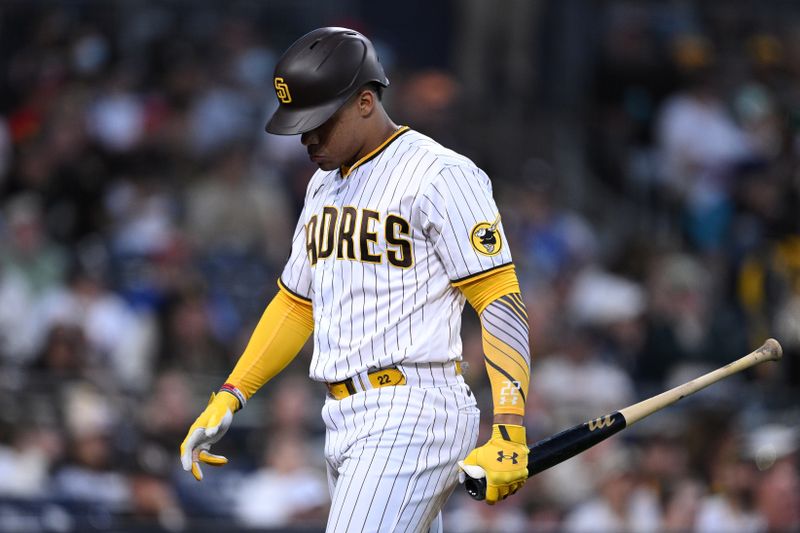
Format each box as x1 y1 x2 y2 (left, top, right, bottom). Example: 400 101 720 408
465 412 627 501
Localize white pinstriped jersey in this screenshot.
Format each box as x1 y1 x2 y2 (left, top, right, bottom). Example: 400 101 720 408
280 128 513 383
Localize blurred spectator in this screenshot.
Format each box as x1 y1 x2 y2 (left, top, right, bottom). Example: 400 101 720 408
266 373 325 439
566 267 644 335
139 371 196 462
1 193 68 294
158 283 229 376
733 83 783 161
756 458 800 532
695 432 765 533
445 494 529 533
126 471 186 530
0 263 39 363
36 262 156 389
184 145 292 264
661 478 706 531
51 429 131 510
29 324 90 384
739 236 800 386
634 420 707 530
233 433 328 529
503 159 597 285
534 327 635 429
394 70 460 142
636 253 746 387
104 175 176 257
0 194 70 364
655 37 756 250
188 79 259 156
748 424 800 531
562 447 661 533
0 424 62 498
86 69 146 153
51 384 130 511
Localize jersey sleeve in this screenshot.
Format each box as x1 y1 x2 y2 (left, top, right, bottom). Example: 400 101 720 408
279 205 313 302
418 164 513 284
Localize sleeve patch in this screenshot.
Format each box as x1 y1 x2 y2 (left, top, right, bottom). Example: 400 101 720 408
470 215 503 256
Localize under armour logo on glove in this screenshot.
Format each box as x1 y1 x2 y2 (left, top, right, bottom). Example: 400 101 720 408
496 450 519 464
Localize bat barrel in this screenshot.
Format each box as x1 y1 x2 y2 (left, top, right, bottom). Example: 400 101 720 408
620 338 782 425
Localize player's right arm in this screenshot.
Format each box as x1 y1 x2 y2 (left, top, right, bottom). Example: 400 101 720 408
180 200 315 481
179 284 313 480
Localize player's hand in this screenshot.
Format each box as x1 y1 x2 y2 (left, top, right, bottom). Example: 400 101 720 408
179 391 239 481
459 424 528 504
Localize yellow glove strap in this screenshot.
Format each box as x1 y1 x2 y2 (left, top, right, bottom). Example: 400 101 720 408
215 390 241 414
493 423 525 444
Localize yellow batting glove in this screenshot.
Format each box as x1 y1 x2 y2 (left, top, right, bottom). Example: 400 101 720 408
179 391 241 481
460 424 529 504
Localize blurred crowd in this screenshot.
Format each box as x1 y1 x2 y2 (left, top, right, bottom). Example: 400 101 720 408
0 1 798 532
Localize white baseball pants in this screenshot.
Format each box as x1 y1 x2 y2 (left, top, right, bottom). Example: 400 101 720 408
322 372 479 533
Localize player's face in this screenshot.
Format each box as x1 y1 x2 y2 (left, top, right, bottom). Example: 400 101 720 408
301 95 366 171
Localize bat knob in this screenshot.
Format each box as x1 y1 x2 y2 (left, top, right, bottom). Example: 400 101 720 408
464 477 487 501
459 461 488 501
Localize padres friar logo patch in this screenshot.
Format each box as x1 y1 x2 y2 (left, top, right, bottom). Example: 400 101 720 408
274 77 292 103
470 215 503 256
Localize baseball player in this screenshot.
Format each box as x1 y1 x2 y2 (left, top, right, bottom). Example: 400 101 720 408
180 27 532 532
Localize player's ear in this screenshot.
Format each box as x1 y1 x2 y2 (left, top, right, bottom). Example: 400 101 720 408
357 88 376 117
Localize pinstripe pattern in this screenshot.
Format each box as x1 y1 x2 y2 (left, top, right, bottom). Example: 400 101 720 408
323 381 479 533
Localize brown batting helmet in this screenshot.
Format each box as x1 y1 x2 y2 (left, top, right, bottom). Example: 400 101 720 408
265 27 390 135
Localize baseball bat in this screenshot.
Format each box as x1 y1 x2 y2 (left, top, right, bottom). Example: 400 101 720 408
462 338 783 501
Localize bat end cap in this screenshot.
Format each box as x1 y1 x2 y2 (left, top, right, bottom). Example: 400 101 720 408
764 338 783 361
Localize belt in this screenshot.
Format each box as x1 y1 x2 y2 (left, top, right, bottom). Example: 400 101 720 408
326 361 463 400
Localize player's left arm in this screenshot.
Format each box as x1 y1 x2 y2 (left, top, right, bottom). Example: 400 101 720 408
416 165 529 503
456 265 531 504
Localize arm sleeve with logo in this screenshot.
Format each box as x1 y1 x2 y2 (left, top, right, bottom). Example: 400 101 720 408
459 266 530 416
418 164 513 283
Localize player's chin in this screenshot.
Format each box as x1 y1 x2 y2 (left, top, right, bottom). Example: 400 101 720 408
308 153 335 171
314 159 339 171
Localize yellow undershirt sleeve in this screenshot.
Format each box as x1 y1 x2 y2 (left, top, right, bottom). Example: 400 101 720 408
457 264 519 314
224 285 314 400
457 265 530 416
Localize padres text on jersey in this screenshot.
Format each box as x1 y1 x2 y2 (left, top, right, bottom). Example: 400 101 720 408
281 127 513 383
